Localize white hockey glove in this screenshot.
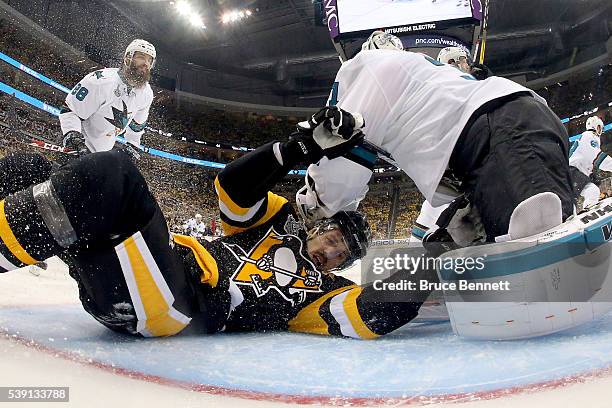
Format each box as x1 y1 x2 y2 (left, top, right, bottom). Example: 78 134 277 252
297 106 365 160
62 131 90 157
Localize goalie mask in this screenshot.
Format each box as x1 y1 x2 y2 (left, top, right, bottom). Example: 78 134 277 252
306 211 372 271
361 30 404 52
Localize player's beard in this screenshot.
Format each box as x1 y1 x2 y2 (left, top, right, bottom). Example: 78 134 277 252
123 62 151 88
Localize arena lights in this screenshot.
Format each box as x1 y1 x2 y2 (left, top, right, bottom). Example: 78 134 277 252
221 9 253 24
175 0 191 15
172 1 206 29
189 15 206 29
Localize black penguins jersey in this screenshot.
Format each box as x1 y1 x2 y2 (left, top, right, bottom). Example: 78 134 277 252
174 142 422 339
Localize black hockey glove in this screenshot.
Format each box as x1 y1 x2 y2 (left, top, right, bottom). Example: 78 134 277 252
120 142 141 161
469 63 493 80
280 131 324 165
297 106 366 160
62 131 90 157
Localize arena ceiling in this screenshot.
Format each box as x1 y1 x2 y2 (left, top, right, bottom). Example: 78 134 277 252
107 0 612 93
2 0 611 99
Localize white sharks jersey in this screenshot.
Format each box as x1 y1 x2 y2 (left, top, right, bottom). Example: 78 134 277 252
59 68 153 152
303 50 550 215
569 130 612 176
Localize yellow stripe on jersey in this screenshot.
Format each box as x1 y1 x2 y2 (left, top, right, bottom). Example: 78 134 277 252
172 234 219 288
342 287 379 340
116 233 191 337
288 286 355 335
221 192 288 236
214 176 251 217
0 200 38 265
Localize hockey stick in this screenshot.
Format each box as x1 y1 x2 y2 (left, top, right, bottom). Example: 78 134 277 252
360 139 400 168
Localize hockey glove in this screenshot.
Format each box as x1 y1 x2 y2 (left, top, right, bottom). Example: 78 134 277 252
297 106 366 160
280 131 324 165
469 63 493 80
62 131 90 157
120 142 141 161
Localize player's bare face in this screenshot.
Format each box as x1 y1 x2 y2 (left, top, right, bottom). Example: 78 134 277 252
124 51 153 87
306 228 350 271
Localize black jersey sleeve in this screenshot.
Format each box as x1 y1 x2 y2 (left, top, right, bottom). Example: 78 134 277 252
215 142 293 236
288 248 435 339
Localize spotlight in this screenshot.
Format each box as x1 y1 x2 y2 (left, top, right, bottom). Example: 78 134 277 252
176 0 191 16
189 15 206 29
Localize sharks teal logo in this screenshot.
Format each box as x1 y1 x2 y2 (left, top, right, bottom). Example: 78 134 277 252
105 101 132 134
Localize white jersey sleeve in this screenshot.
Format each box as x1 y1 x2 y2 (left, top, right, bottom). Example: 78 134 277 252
124 86 153 146
302 156 371 218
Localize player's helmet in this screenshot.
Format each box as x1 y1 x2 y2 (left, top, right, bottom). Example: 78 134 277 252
586 116 604 136
437 46 469 65
310 211 372 270
195 214 202 220
124 39 157 68
361 30 404 51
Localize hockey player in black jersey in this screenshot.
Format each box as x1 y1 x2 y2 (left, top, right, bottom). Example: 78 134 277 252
0 109 429 339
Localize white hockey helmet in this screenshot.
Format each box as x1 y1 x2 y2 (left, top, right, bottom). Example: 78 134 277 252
437 46 469 65
361 30 404 51
586 116 604 135
195 213 203 220
124 39 156 68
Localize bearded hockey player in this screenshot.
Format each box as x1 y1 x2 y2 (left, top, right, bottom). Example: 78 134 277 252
58 39 155 158
298 30 573 244
0 120 431 339
569 115 611 209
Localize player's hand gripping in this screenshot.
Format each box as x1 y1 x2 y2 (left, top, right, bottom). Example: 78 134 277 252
297 106 366 160
62 131 90 157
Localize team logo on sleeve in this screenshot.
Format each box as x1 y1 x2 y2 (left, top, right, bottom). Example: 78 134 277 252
223 227 322 305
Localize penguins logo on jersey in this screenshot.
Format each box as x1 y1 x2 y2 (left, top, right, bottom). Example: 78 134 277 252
223 227 322 305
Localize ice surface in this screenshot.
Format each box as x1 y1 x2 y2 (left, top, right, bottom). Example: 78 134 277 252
1 304 612 398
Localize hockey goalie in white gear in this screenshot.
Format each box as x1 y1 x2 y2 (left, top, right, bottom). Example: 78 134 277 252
296 30 612 340
569 116 611 210
59 39 155 155
361 30 404 51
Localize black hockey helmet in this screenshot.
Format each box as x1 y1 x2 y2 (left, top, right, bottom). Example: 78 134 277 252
310 210 372 270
